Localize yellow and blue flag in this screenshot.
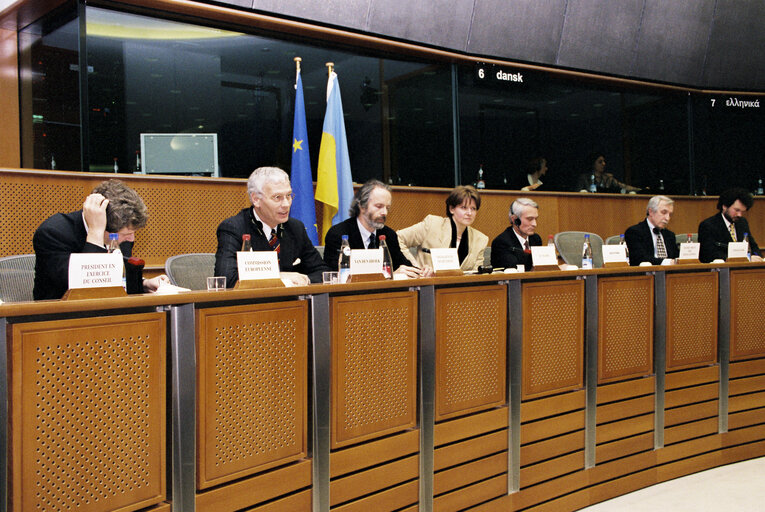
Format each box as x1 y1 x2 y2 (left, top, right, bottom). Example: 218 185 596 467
315 71 353 243
290 70 319 245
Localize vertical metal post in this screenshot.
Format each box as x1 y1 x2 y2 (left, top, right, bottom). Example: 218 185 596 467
170 304 196 512
450 64 461 187
584 275 598 468
717 267 730 433
653 271 666 449
0 317 7 512
310 294 331 512
77 0 90 171
418 285 435 511
507 280 522 492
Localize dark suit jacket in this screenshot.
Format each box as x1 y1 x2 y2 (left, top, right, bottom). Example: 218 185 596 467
323 217 414 271
698 213 761 263
490 227 542 270
32 210 138 300
214 208 328 286
624 219 678 266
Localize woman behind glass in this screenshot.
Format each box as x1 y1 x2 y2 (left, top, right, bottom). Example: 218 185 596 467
397 185 488 271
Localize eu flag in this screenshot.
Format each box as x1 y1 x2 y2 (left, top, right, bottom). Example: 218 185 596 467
290 70 319 245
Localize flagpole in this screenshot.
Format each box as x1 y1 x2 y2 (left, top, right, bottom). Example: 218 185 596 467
326 62 334 76
294 56 301 78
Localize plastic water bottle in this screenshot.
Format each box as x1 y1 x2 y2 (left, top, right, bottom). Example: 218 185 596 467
589 174 597 193
108 233 121 254
476 165 486 190
686 233 693 243
338 235 351 283
619 233 629 261
757 178 764 196
582 234 593 269
744 232 750 260
241 233 252 251
379 235 393 279
113 157 119 173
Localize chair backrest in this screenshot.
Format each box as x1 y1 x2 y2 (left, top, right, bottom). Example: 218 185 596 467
605 235 622 245
315 246 324 258
0 254 36 302
483 246 491 267
554 232 605 268
165 253 216 290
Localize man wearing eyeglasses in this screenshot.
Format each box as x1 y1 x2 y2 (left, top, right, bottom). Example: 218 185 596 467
214 166 329 286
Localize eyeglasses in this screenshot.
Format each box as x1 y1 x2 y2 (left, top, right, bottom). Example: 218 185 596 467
269 193 295 203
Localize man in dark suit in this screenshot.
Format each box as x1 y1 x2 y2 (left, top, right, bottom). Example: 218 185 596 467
698 188 762 263
323 179 430 278
624 195 679 265
33 179 167 300
491 198 542 271
215 167 329 286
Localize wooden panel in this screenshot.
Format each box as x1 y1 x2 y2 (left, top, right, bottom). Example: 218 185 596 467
729 409 765 430
432 474 507 512
665 365 719 389
435 285 506 420
513 470 588 509
520 451 584 487
331 455 418 506
522 280 584 398
597 376 655 404
196 301 308 488
729 391 765 412
595 432 654 462
521 389 585 421
730 269 765 360
666 383 718 408
196 460 311 512
665 272 718 370
730 358 765 378
521 410 585 445
434 452 507 495
521 431 585 466
10 313 166 512
598 275 654 383
330 429 418 477
730 374 765 395
434 407 508 446
665 401 718 426
587 450 657 485
331 291 417 448
597 396 654 424
434 430 507 470
596 415 654 444
0 28 20 167
664 417 718 445
331 480 418 512
244 489 312 512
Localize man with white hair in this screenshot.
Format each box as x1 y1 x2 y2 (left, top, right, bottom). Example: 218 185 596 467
490 197 541 271
214 166 329 286
624 195 678 265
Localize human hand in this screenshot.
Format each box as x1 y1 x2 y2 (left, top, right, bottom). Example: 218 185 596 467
83 193 109 246
751 254 763 262
281 272 310 286
143 274 170 292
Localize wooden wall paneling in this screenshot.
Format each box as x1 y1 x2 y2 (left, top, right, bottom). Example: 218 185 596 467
434 430 507 470
330 291 417 448
729 391 765 413
665 272 718 370
521 409 586 445
433 452 507 495
242 489 312 512
433 406 508 445
0 28 20 168
511 470 589 510
665 365 719 389
663 417 718 445
730 358 765 378
196 301 308 489
432 474 508 512
597 275 653 383
521 431 585 466
330 429 418 478
330 480 418 512
595 432 654 463
521 451 584 488
330 455 418 507
596 415 654 444
521 279 584 399
521 389 585 421
10 312 166 512
729 269 765 360
596 376 655 404
729 374 765 395
434 285 507 420
728 408 765 430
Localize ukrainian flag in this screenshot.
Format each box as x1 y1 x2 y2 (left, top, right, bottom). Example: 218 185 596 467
315 71 353 243
290 70 319 245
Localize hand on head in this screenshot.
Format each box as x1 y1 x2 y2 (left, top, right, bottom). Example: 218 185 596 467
83 193 109 246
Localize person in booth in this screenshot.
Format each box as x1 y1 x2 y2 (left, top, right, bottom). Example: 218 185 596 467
698 187 762 263
624 195 679 265
323 179 432 278
397 185 488 272
490 198 542 271
514 156 547 191
214 166 328 286
575 153 640 193
32 179 168 300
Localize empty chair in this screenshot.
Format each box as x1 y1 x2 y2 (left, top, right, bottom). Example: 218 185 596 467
165 253 216 290
554 232 605 268
605 234 622 245
0 254 36 302
483 246 492 267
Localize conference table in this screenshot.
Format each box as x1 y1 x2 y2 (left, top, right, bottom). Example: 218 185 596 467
1 262 763 512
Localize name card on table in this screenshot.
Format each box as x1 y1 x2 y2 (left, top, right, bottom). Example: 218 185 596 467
237 251 279 280
429 248 460 272
727 241 749 260
678 242 700 261
68 253 123 289
531 246 558 268
602 244 628 264
350 249 383 276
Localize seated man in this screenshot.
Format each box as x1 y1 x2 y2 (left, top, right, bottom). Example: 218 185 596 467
33 179 167 300
214 166 329 286
491 198 542 271
323 179 431 278
624 195 678 265
698 187 762 263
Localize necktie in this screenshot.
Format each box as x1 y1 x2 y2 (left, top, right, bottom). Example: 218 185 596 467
524 239 530 252
653 227 667 258
729 222 737 242
368 232 377 249
268 231 280 257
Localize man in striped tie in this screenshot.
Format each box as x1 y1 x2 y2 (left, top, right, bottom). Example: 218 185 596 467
698 188 762 263
624 195 679 266
214 167 329 287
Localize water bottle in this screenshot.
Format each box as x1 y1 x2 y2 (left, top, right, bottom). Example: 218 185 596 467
241 233 252 251
744 232 750 260
338 235 351 283
50 154 56 170
582 234 593 269
476 165 486 190
379 235 393 279
757 178 764 196
619 233 629 261
589 173 597 193
108 233 121 254
658 179 665 191
686 233 693 243
113 157 119 173
135 150 141 173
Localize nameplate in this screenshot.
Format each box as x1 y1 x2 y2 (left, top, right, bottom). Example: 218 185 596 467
678 242 700 260
237 251 279 280
429 248 460 272
602 244 628 264
68 253 123 289
350 249 383 276
531 246 558 267
727 241 749 260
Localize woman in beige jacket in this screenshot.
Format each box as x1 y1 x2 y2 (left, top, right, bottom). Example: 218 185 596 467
397 185 489 272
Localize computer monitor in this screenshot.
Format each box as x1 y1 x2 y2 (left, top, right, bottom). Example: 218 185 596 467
140 133 219 177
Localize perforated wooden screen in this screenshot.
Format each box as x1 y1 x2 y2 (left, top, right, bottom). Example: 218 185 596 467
730 269 765 360
666 272 718 370
10 312 167 512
